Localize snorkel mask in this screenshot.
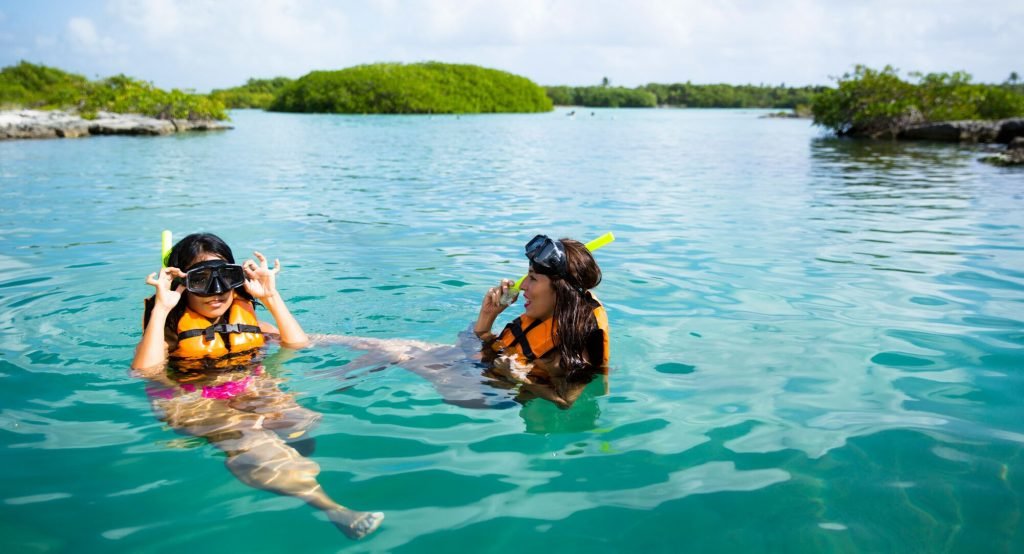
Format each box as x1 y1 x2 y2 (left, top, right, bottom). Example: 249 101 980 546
525 234 568 278
181 260 245 296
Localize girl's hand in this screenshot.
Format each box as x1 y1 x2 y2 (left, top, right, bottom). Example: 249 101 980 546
491 354 532 383
479 279 516 320
242 251 281 300
475 279 516 338
145 267 185 312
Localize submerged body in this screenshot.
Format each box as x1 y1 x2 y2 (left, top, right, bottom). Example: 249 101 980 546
138 353 381 538
132 232 382 540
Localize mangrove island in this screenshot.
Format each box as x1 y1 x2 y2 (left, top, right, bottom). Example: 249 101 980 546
268 62 553 114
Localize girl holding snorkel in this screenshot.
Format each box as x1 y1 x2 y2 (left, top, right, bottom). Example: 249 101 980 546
323 233 612 409
474 234 610 406
131 232 383 540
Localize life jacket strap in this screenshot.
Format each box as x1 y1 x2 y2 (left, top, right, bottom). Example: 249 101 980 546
177 323 262 343
505 317 545 361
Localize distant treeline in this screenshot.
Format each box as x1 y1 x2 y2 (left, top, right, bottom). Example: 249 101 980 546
545 86 657 108
0 61 227 120
270 62 552 114
812 65 1024 137
545 83 825 109
210 77 293 109
7 61 1023 129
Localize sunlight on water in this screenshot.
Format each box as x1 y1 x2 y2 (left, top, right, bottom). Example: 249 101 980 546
1 108 1022 552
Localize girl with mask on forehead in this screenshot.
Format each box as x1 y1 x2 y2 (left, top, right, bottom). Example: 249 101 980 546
131 233 383 540
321 235 610 409
474 235 610 407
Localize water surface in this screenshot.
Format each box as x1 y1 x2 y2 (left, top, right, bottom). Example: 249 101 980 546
1 108 1022 552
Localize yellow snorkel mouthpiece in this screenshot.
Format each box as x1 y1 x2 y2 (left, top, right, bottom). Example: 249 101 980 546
510 232 615 292
161 230 172 268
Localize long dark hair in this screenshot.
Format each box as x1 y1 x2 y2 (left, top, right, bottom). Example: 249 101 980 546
144 233 254 329
546 238 603 382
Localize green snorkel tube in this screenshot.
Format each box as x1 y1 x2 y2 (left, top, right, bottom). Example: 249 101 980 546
506 232 615 300
161 230 172 268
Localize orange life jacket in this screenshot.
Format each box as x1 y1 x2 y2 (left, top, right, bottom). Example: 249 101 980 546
169 299 264 359
493 296 609 370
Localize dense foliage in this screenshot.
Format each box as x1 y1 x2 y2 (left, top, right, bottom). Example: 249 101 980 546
0 61 227 120
210 77 293 109
270 62 552 114
546 82 822 109
0 61 89 107
812 65 1024 137
545 86 657 107
642 83 823 109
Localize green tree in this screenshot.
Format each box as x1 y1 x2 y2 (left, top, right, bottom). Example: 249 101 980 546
812 65 1024 137
270 62 552 114
209 77 294 109
0 61 227 120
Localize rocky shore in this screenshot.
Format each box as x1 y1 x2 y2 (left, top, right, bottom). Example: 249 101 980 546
0 110 232 140
892 118 1024 166
897 118 1024 143
981 137 1024 166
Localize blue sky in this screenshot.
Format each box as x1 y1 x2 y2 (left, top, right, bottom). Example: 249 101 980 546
1 0 1020 92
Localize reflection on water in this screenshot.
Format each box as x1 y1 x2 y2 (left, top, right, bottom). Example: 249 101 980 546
1 109 1023 552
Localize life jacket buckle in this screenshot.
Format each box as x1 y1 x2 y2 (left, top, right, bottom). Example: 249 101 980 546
202 322 239 342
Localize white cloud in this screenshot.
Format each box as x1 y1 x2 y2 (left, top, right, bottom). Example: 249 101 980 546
67 17 99 46
103 0 353 88
66 16 118 55
5 0 1019 90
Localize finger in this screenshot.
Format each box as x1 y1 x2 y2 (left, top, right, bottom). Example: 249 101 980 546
253 251 268 269
167 267 186 279
146 272 159 286
272 259 281 275
174 283 186 293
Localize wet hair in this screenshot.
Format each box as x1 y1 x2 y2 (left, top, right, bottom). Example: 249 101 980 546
166 232 237 271
144 233 255 330
540 238 603 382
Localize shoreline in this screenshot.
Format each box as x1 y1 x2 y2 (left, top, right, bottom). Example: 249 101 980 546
0 109 232 140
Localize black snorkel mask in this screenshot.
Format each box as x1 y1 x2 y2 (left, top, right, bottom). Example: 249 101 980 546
525 234 568 278
181 260 245 296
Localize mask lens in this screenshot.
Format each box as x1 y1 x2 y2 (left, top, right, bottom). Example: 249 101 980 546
185 267 215 293
219 265 245 289
525 235 548 257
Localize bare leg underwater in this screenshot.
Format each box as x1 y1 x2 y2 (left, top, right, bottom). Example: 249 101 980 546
151 378 384 539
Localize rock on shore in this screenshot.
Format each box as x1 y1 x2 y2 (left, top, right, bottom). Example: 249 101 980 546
898 118 1024 143
0 110 232 140
981 137 1024 166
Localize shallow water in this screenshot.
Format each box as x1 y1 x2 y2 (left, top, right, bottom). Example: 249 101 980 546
1 108 1023 552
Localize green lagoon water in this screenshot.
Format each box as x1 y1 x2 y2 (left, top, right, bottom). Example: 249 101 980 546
1 108 1023 552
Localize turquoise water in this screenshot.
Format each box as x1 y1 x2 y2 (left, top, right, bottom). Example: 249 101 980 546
1 108 1023 552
